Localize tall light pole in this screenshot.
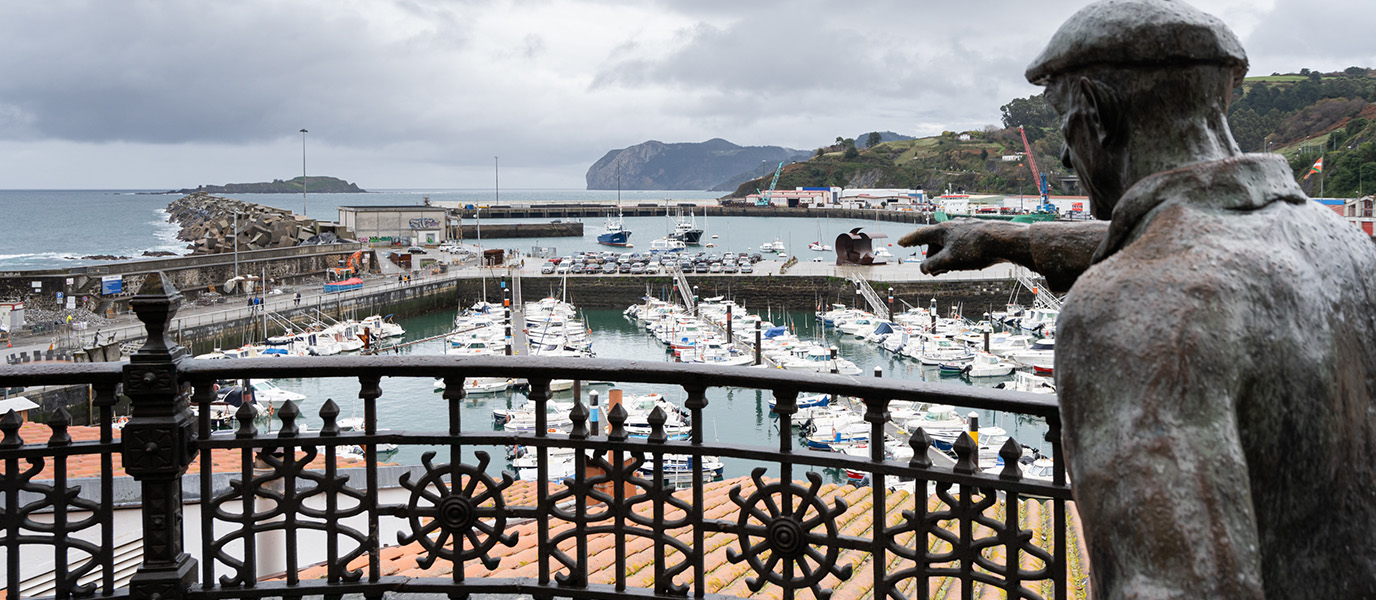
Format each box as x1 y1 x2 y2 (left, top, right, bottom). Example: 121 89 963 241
300 129 309 217
494 156 500 206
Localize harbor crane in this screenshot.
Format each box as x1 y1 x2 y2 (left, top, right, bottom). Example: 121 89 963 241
755 161 784 207
1017 126 1057 213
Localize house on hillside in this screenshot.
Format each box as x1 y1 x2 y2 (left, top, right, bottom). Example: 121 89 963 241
1344 196 1375 235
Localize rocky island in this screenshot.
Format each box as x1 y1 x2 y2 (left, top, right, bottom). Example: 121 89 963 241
166 175 366 195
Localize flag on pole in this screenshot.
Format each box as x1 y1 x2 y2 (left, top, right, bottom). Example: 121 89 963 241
1304 156 1324 180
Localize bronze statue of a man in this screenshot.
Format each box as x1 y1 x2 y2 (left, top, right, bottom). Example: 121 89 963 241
901 1 1376 597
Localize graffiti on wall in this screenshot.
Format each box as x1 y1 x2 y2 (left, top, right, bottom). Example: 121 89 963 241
409 217 440 229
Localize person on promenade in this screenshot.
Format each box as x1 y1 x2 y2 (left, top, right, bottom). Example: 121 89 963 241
898 1 1376 597
294 292 301 306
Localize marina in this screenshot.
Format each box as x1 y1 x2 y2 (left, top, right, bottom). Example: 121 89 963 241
221 275 1058 484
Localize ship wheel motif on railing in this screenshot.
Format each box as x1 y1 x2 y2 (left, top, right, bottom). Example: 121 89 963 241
727 468 853 599
396 451 519 570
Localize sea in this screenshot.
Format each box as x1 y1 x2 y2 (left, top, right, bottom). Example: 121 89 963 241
0 189 920 271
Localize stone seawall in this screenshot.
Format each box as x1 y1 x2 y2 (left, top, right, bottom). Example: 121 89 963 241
454 274 1021 316
178 277 460 354
0 244 371 312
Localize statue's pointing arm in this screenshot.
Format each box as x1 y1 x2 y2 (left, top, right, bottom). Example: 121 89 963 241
897 220 1107 293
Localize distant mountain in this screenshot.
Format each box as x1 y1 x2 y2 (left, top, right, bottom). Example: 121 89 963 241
168 176 366 194
856 131 917 149
586 139 811 191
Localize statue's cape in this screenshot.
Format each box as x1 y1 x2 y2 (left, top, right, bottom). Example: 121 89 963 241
1091 153 1307 264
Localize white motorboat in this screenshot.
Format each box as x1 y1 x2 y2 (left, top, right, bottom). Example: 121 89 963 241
776 345 862 376
246 379 306 409
359 314 406 339
433 376 511 394
649 237 686 252
1009 337 1056 370
998 371 1057 394
956 352 1016 378
903 404 966 449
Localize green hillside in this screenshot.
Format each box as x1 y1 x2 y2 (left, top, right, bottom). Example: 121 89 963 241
729 67 1376 199
730 125 1072 198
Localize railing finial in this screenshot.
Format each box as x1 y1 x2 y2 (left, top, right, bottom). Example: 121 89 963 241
0 409 23 448
998 438 1024 480
319 399 340 436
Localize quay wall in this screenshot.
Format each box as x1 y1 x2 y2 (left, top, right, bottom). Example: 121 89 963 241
453 204 937 225
176 277 461 354
455 222 582 240
461 274 1020 316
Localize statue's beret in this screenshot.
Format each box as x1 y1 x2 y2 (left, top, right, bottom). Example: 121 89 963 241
1026 0 1247 85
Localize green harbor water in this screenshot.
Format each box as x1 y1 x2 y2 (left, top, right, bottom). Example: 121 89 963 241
263 305 1052 482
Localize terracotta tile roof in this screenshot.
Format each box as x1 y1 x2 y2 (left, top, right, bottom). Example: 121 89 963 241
13 422 368 481
292 476 1094 599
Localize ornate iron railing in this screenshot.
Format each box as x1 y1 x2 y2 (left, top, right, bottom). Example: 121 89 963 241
1 274 1075 600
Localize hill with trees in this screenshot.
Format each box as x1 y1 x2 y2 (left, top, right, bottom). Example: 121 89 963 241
169 176 365 194
727 67 1376 200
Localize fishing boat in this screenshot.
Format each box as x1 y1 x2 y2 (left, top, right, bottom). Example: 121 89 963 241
599 176 632 246
669 210 704 246
597 209 631 247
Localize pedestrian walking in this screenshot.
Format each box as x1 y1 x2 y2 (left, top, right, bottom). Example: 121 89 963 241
294 292 301 306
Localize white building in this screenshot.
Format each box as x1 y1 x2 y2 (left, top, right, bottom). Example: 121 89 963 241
744 187 837 207
338 206 448 246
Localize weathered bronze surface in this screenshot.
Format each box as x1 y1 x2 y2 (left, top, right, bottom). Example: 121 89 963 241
900 0 1376 597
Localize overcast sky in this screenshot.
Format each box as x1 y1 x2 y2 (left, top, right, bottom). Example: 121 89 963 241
0 0 1371 190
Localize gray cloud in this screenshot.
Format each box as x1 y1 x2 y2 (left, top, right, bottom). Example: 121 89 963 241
0 0 1367 188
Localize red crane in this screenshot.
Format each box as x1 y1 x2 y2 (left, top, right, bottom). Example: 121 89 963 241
1018 126 1053 211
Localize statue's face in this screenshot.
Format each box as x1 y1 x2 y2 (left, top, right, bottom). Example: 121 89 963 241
1047 77 1124 220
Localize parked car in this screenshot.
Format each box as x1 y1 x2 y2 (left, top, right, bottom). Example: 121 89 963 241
601 263 617 275
739 263 754 274
571 264 587 274
695 262 710 273
407 246 427 254
541 263 556 274
722 263 738 274
556 263 570 274
709 263 723 273
645 263 661 274
630 264 645 275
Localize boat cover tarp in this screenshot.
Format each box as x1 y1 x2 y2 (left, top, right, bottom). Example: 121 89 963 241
764 326 787 339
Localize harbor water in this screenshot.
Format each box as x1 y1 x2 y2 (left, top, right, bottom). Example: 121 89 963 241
261 306 1052 484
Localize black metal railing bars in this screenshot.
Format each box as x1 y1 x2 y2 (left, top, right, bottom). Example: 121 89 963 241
0 273 1073 600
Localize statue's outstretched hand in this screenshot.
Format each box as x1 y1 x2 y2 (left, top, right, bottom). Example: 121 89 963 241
897 220 1031 276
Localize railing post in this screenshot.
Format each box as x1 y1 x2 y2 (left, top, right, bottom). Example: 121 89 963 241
120 272 198 600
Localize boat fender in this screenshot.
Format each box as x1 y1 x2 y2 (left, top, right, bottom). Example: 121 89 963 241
547 427 560 435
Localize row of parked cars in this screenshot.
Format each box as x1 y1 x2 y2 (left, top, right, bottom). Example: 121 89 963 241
539 251 765 275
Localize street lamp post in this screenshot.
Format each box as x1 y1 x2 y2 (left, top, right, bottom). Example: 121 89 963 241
494 156 500 206
299 129 309 218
